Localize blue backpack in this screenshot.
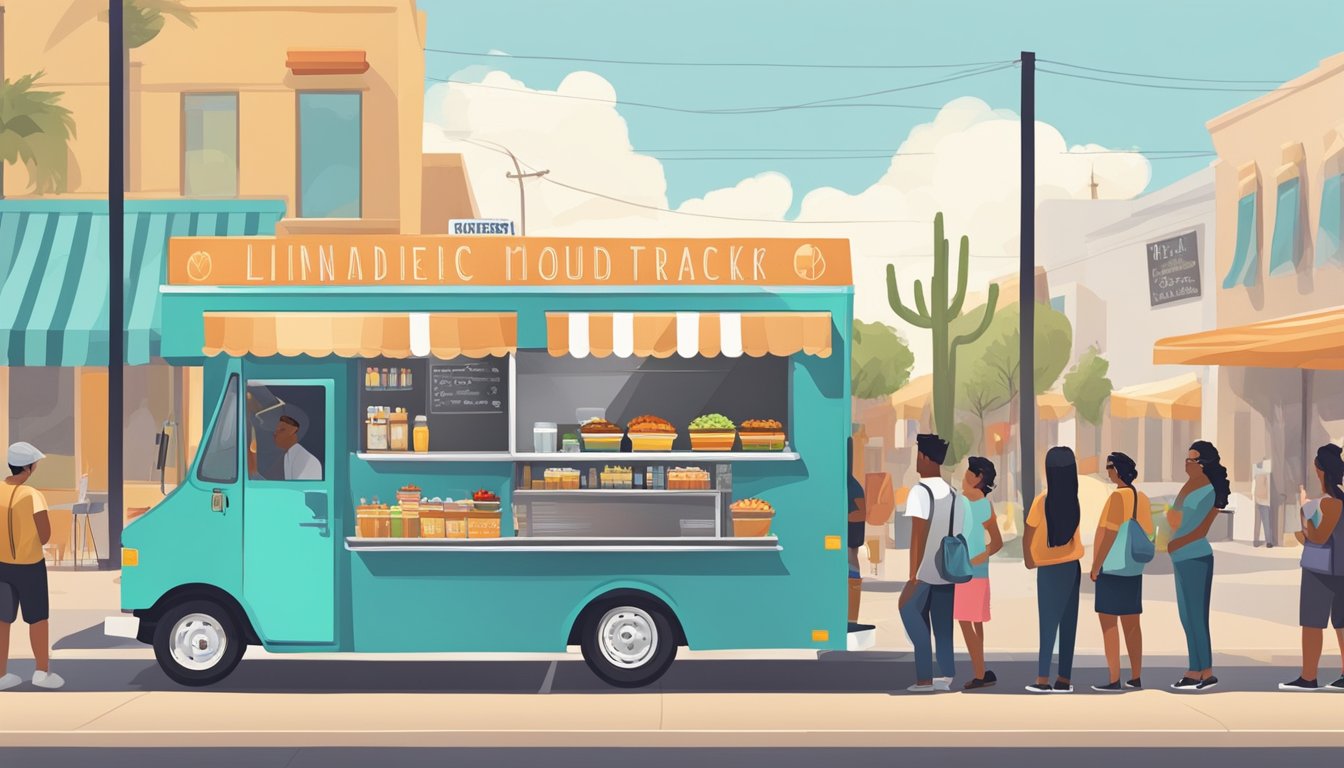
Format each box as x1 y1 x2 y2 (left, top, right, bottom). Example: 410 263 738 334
1102 488 1155 577
921 483 974 584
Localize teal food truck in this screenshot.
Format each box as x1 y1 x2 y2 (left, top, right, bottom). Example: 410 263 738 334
104 235 864 688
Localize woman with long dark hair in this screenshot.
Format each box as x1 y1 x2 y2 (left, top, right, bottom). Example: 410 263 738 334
1280 444 1344 691
1089 452 1153 692
1168 440 1229 691
1023 446 1084 693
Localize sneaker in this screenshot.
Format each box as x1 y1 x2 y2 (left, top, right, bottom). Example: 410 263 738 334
847 622 875 633
1327 676 1344 691
1052 680 1074 693
0 673 21 691
1196 676 1219 691
31 671 64 690
1171 676 1201 691
906 682 936 693
1125 678 1143 690
1025 682 1054 693
1278 677 1319 692
933 677 953 692
1091 681 1124 692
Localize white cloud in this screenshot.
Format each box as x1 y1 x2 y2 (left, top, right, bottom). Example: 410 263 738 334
423 71 1153 374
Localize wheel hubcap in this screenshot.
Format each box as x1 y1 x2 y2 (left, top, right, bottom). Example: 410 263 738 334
598 607 657 669
170 613 228 671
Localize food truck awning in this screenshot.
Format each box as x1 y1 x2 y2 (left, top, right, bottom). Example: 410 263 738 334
0 199 284 366
1153 306 1344 370
1037 390 1073 421
203 312 517 358
1110 373 1201 421
545 311 832 359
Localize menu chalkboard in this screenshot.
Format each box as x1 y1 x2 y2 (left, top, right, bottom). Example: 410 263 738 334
1147 231 1202 307
431 361 507 415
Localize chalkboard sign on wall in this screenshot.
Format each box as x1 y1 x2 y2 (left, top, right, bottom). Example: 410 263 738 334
431 360 506 415
1147 231 1202 307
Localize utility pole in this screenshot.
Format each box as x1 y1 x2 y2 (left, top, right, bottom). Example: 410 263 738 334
501 148 548 236
108 0 125 567
1019 51 1037 507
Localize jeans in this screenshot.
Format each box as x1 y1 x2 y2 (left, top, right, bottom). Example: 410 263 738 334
1036 561 1081 680
1174 555 1215 670
899 581 955 681
1255 504 1276 547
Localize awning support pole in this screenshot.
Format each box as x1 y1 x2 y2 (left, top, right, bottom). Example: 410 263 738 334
106 1 125 569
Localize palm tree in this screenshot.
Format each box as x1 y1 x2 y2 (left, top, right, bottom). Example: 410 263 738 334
0 72 77 196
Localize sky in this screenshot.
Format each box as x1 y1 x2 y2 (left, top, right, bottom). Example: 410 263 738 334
416 0 1344 374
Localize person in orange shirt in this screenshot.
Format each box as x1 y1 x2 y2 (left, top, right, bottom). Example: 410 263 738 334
1023 446 1084 693
1090 452 1154 692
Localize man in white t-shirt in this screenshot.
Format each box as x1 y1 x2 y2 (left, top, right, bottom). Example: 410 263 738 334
898 433 964 692
250 415 323 481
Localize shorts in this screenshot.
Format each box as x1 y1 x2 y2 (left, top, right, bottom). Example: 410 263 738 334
953 577 991 622
1300 570 1344 629
0 561 50 624
1095 573 1143 616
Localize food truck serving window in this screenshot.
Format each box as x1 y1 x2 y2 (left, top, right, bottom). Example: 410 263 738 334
247 384 327 481
198 375 240 484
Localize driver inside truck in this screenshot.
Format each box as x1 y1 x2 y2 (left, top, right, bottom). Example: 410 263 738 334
248 414 323 481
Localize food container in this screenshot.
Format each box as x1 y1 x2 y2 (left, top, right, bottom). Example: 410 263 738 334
473 500 503 513
389 506 403 538
467 509 502 539
419 509 446 538
731 510 774 538
689 431 736 451
389 410 409 452
679 519 715 538
561 435 580 453
630 432 677 452
739 432 787 451
402 509 421 538
581 433 623 452
357 510 389 538
533 422 558 453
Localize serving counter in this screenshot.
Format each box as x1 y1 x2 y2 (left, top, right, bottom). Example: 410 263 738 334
344 536 782 552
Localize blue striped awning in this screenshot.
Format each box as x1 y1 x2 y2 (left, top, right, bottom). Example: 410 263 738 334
0 199 286 366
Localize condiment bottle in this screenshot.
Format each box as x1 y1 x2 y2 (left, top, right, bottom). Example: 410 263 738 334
389 409 409 451
413 416 430 452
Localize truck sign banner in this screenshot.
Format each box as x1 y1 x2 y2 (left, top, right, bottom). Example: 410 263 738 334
168 236 852 288
1146 230 1202 307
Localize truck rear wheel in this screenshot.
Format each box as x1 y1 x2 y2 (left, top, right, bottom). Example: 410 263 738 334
152 600 246 687
579 602 677 689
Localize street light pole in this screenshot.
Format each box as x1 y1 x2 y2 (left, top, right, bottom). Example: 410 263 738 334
1020 51 1037 506
502 149 548 236
108 0 126 567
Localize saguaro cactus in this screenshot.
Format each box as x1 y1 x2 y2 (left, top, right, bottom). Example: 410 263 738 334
886 212 999 445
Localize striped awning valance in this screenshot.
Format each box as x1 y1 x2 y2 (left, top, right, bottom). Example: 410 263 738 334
545 312 832 359
202 312 517 359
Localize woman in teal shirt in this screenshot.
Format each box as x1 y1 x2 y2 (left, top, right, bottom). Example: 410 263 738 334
1167 440 1230 692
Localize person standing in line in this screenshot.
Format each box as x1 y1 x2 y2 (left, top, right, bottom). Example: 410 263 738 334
957 456 1002 690
1024 446 1084 694
1252 459 1276 548
898 433 963 693
0 442 64 690
847 437 874 632
1168 440 1230 691
1279 443 1344 691
1090 452 1153 692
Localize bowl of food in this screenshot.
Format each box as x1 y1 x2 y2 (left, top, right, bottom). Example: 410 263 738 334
729 497 775 537
739 419 786 451
689 413 737 451
471 489 502 512
579 417 624 451
627 414 676 451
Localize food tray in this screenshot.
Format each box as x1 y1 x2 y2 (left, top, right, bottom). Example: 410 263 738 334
630 433 677 451
689 431 737 451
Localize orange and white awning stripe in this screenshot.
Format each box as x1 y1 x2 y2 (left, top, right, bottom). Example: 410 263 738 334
546 312 831 359
203 312 516 359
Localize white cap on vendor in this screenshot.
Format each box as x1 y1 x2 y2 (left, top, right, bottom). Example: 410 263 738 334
8 441 46 467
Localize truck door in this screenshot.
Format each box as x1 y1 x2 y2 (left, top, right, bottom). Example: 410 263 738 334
241 373 337 645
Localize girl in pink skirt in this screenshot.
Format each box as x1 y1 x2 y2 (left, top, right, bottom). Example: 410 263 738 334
957 456 1003 689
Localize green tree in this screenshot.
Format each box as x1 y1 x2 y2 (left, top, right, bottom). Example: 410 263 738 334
886 212 998 444
0 73 77 195
101 0 197 49
959 355 1012 454
851 320 915 401
1063 345 1114 462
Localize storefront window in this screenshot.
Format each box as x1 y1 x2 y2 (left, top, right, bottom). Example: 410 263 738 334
297 92 361 218
124 364 177 482
7 367 75 484
1319 172 1342 268
182 93 239 197
1222 191 1259 288
1268 177 1303 277
246 383 326 482
198 375 239 484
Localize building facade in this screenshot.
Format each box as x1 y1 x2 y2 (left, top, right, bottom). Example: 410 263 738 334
0 0 474 563
1156 53 1344 541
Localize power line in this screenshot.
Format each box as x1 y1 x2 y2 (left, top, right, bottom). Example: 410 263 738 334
1039 58 1287 85
425 46 1015 71
427 74 942 113
653 155 897 161
1038 67 1299 94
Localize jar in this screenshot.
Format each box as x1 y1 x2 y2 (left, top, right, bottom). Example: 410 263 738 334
413 416 430 452
389 506 403 538
389 410 409 452
533 422 558 453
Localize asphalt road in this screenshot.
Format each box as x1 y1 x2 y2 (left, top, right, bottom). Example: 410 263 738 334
0 748 1336 768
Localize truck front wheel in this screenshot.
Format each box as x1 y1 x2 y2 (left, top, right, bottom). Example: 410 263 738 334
152 600 246 687
579 602 677 689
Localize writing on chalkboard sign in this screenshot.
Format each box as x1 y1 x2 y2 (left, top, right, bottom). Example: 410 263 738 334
432 361 506 415
1147 231 1202 307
